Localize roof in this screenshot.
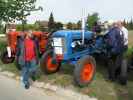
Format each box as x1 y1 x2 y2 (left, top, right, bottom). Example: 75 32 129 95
35 20 48 27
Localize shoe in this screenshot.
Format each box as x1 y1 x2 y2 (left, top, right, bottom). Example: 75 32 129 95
119 76 127 86
24 82 30 89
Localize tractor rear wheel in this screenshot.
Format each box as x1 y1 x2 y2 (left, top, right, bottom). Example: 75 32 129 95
74 56 96 87
1 50 15 64
40 50 60 74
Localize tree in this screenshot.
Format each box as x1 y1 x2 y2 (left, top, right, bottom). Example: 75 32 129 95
67 22 73 29
0 21 4 34
0 0 43 31
77 20 81 29
129 19 133 30
48 12 56 32
123 19 127 27
55 22 63 31
34 22 41 31
87 13 99 30
0 0 8 22
126 18 133 30
16 24 35 31
14 0 42 31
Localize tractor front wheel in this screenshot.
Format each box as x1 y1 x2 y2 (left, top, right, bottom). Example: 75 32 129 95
1 50 15 64
74 56 96 87
40 50 60 74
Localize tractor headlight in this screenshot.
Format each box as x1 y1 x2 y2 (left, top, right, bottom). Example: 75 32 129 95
71 42 76 48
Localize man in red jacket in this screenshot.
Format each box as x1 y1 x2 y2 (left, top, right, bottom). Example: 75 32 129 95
18 31 39 89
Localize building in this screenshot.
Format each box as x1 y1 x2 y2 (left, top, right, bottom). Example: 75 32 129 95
35 20 48 31
6 23 16 33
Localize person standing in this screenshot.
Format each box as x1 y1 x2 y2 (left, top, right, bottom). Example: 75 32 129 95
17 31 39 89
92 21 102 36
117 21 128 85
16 32 25 70
105 21 125 82
117 21 128 51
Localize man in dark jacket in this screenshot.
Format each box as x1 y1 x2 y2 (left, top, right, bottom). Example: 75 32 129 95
16 31 39 89
106 22 124 82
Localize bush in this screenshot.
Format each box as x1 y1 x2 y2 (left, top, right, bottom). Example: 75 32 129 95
0 40 7 52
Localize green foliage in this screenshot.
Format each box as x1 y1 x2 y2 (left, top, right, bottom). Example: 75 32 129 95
77 20 81 30
123 19 133 30
128 19 133 30
16 24 22 31
55 22 63 31
34 21 48 32
34 22 40 31
48 13 63 32
16 24 35 31
0 0 42 31
66 21 81 30
87 13 99 30
0 39 6 52
66 22 73 29
0 0 9 22
125 47 133 59
65 13 99 30
0 21 4 34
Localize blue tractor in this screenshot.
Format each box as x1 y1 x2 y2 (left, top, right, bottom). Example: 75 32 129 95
40 29 106 86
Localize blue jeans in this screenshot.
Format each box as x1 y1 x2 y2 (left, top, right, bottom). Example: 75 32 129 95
22 59 37 85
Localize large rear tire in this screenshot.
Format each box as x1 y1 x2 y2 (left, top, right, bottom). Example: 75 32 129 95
40 50 60 74
1 50 15 64
74 56 96 87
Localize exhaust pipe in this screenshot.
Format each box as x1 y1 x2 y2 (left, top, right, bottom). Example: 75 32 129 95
81 18 86 45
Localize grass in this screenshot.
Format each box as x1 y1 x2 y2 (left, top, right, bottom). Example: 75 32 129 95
0 31 133 100
0 37 19 75
128 30 133 47
0 38 7 52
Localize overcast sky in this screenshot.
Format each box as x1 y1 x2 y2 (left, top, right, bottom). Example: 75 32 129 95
27 0 133 23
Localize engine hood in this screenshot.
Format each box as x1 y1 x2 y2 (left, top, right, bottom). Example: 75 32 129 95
52 30 94 40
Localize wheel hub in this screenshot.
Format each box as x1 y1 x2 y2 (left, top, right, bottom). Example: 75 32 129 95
81 63 94 82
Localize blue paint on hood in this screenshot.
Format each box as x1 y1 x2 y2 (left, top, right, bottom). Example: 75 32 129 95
52 30 94 39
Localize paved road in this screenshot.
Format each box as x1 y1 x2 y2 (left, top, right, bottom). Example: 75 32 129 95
0 75 71 100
